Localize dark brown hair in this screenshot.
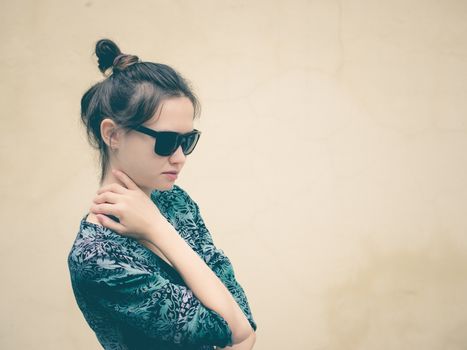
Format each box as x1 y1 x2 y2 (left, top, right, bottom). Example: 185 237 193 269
80 38 201 184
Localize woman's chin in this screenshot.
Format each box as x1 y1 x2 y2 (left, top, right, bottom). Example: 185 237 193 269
154 182 175 191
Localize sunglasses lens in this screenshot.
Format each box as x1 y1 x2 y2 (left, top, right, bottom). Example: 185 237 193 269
181 132 200 155
155 133 178 156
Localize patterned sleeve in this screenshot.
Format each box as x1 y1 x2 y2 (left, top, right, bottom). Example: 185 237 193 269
75 237 234 348
183 191 258 332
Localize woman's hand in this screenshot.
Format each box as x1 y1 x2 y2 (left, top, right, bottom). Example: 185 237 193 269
89 169 166 241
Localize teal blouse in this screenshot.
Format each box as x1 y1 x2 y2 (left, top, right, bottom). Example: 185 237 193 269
67 184 257 350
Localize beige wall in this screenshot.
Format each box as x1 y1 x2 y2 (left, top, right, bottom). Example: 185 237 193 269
1 0 467 349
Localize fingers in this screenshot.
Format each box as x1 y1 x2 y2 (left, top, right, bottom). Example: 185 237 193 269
90 202 120 218
93 191 122 205
112 169 139 191
96 214 125 234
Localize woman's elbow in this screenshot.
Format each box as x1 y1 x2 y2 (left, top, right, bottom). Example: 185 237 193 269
219 330 256 349
231 322 255 345
222 297 255 345
249 330 256 346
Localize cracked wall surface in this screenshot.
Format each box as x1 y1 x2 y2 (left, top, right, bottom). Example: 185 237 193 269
1 0 466 349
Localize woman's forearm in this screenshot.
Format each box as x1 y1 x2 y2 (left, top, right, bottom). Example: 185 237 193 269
146 219 253 345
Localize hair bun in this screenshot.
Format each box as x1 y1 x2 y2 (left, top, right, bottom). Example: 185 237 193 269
95 38 121 74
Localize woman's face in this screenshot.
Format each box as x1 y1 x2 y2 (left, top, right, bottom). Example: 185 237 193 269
101 96 195 195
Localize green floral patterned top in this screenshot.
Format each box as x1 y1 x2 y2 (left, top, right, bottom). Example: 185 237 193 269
67 184 257 350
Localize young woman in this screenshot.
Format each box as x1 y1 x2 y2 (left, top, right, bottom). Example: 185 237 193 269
67 38 257 350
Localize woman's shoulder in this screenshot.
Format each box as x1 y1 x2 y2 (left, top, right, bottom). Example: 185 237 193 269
68 185 200 280
67 215 148 278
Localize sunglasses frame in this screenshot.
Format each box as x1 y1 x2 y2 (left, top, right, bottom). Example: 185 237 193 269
130 124 202 156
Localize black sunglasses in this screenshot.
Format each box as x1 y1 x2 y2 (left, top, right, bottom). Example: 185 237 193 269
130 125 202 156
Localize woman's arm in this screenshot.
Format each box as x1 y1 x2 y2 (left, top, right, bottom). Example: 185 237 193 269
184 189 257 332
146 219 254 345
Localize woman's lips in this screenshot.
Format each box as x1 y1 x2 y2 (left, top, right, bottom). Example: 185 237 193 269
163 173 178 180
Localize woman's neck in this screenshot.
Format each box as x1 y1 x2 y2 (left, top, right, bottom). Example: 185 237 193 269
100 171 152 197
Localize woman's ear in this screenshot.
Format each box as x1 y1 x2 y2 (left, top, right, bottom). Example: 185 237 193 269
100 118 121 151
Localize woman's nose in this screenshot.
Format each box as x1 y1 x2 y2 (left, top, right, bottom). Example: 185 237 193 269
169 145 186 162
